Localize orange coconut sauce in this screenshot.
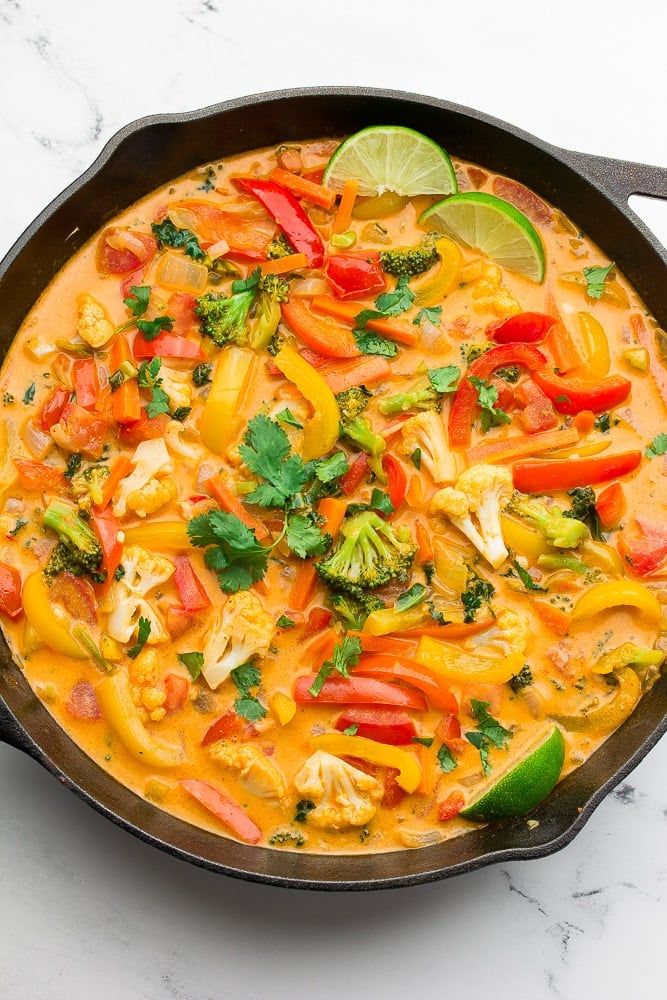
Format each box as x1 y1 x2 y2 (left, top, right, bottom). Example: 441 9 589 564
0 137 665 854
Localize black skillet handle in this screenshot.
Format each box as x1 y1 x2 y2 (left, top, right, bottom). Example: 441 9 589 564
562 149 667 205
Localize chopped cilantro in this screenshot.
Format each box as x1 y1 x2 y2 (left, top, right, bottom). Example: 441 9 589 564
127 617 152 659
230 661 266 722
395 583 426 612
437 744 457 773
177 651 204 680
646 433 667 459
583 262 615 299
468 376 511 432
512 558 547 592
276 407 304 429
428 365 460 394
239 414 311 508
308 634 362 697
23 383 36 405
276 615 296 630
187 509 270 593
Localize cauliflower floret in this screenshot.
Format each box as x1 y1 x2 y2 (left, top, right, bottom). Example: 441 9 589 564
201 590 275 691
126 477 178 518
128 648 167 722
164 420 204 465
293 750 383 830
431 463 513 569
113 439 173 518
400 410 458 484
465 606 531 659
76 293 115 348
159 364 193 412
209 742 287 801
471 264 521 317
107 544 175 645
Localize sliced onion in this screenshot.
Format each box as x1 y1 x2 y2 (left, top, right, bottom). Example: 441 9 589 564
23 419 54 459
106 228 149 256
207 238 230 257
290 278 329 297
155 250 208 294
396 827 447 848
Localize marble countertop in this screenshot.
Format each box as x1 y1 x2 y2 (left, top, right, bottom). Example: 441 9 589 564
1 2 665 997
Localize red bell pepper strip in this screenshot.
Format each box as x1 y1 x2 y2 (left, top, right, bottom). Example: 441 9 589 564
72 358 101 410
334 707 417 745
173 555 211 613
340 452 370 495
531 366 632 416
301 606 334 639
487 312 557 344
353 654 459 715
180 779 262 844
324 252 386 300
0 563 22 619
596 482 626 530
382 454 408 515
91 508 123 590
234 176 324 267
512 450 642 494
449 343 548 448
294 674 427 710
280 298 361 358
132 330 205 359
38 386 70 431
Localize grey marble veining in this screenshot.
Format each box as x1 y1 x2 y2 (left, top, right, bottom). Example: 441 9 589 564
0 1 666 998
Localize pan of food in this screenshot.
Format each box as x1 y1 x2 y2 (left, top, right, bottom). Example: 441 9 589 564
1 86 666 890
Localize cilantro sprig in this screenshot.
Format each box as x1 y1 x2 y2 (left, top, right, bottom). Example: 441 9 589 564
468 375 511 432
230 662 267 722
465 700 512 776
583 262 615 300
308 634 362 697
118 285 174 340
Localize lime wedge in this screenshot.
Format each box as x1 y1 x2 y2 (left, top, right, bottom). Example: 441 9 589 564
460 725 565 822
323 125 457 199
419 191 546 282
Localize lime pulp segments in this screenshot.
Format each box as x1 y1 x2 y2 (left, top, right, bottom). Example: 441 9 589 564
323 125 457 199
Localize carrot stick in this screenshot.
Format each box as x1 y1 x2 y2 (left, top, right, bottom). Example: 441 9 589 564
95 455 135 511
109 334 141 424
405 475 424 508
545 322 584 374
332 179 360 234
311 296 419 347
573 409 596 435
415 520 433 564
303 626 338 664
259 252 309 275
320 355 392 393
204 475 271 542
290 497 348 610
269 167 337 210
465 425 580 466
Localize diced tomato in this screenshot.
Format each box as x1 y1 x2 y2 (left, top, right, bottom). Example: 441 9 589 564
435 713 462 744
166 292 198 336
52 402 108 460
334 707 417 745
301 606 333 639
382 766 407 808
38 386 70 431
49 572 98 624
596 482 626 530
66 681 101 720
72 358 101 410
324 252 386 300
96 227 157 275
0 563 22 619
180 779 262 844
91 509 123 589
163 673 190 713
173 555 211 613
438 790 465 822
165 605 201 638
118 410 171 447
515 378 559 433
201 710 256 746
294 674 428 710
13 458 67 493
618 518 667 576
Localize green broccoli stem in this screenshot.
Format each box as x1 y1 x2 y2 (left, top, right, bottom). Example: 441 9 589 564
341 417 386 481
42 498 103 572
378 380 439 415
512 497 588 549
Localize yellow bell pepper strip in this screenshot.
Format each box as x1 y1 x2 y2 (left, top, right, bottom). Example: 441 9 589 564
590 642 664 675
416 636 525 685
22 571 87 659
572 312 610 379
557 270 630 309
309 732 422 793
500 513 552 562
272 343 340 460
550 667 640 734
97 671 184 768
199 346 254 455
363 605 428 636
413 237 462 308
121 521 191 550
579 539 625 576
270 691 297 726
570 579 663 624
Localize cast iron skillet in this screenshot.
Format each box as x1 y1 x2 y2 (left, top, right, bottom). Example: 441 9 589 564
1 87 666 891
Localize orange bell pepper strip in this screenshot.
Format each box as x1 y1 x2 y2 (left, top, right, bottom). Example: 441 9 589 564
272 344 341 460
319 355 392 394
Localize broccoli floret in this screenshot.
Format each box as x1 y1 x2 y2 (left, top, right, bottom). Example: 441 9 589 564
251 274 291 350
191 362 213 387
42 498 103 583
379 234 440 277
316 509 416 594
341 416 386 479
329 590 385 630
564 486 603 540
335 386 371 423
379 380 440 415
508 492 589 549
461 573 495 623
266 233 294 259
70 464 110 510
509 664 534 692
195 288 256 347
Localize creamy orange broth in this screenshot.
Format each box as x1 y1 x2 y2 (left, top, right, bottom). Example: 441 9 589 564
0 136 665 854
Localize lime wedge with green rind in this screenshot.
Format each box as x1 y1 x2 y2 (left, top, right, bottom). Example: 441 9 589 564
419 190 546 282
460 725 565 822
323 125 458 199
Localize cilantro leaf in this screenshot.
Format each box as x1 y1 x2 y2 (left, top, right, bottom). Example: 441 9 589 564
230 661 266 722
137 358 171 418
512 558 547 592
583 262 615 299
276 407 303 429
136 315 175 341
177 651 204 680
395 583 426 612
314 451 348 483
152 218 206 262
646 433 667 459
127 616 152 659
240 414 310 508
428 365 460 394
286 513 330 559
437 744 457 773
465 731 492 775
468 375 511 432
231 662 262 693
415 305 442 325
369 488 394 516
23 383 36 405
353 329 398 357
234 696 267 722
124 285 151 317
276 614 296 629
308 634 362 697
375 275 415 315
187 509 269 592
466 699 512 772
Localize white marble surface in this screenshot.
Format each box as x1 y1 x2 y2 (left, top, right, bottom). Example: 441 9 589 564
1 1 666 997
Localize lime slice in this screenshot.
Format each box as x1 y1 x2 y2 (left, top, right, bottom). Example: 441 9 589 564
323 125 457 199
419 191 546 282
460 725 565 822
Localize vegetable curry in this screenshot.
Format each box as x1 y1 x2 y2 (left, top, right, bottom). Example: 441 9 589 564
1 130 665 854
